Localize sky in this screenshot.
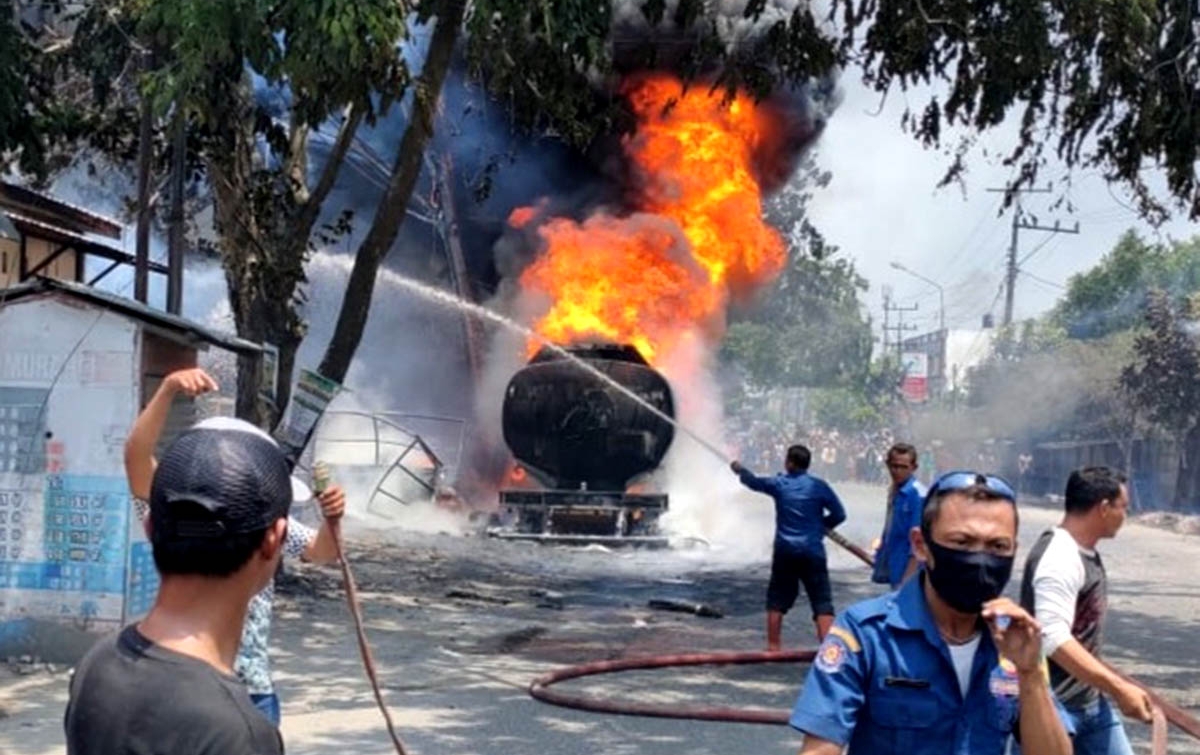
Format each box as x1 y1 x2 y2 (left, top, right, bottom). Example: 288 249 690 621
809 75 1197 341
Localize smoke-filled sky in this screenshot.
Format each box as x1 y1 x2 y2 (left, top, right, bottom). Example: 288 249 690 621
813 75 1197 339
48 24 1198 362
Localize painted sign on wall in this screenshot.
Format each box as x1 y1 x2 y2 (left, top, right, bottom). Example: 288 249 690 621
901 351 929 403
0 297 143 639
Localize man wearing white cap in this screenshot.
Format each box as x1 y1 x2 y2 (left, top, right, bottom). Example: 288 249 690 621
124 368 346 726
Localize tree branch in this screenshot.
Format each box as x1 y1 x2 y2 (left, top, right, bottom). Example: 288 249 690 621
288 102 363 253
287 114 310 204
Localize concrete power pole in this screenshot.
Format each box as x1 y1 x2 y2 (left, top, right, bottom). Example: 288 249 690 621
987 184 1080 326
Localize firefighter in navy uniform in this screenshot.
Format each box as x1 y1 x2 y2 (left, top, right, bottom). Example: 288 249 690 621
789 472 1073 755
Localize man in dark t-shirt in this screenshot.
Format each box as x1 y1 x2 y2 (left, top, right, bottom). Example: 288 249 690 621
66 626 281 754
65 419 293 755
1019 466 1152 755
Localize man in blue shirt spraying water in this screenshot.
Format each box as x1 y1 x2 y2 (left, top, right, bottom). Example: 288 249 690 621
731 444 847 649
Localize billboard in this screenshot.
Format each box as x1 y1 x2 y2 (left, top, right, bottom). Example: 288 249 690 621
901 352 929 402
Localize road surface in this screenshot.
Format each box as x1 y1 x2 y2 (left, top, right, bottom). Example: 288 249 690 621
2 482 1197 754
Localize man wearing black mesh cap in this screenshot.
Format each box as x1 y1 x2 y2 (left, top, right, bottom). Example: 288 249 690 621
121 368 346 725
64 419 291 754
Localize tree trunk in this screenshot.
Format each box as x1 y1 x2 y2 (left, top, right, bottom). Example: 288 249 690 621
205 69 341 430
230 295 301 429
317 0 467 384
1174 425 1200 511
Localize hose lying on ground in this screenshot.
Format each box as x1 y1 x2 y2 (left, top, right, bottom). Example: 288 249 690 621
526 529 1199 755
529 650 812 724
301 475 1195 754
527 649 1184 755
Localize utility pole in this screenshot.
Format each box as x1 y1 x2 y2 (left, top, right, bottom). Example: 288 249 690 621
987 184 1080 326
436 153 482 384
133 49 154 304
881 286 891 356
166 107 186 314
891 261 945 333
884 298 919 361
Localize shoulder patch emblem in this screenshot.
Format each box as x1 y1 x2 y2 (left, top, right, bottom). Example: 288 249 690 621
815 638 849 674
990 656 1041 699
827 626 861 653
989 668 1020 698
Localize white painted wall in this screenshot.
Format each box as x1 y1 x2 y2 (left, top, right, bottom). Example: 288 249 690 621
0 295 145 645
944 329 996 392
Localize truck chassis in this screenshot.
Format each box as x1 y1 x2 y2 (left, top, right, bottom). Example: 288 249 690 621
488 489 669 547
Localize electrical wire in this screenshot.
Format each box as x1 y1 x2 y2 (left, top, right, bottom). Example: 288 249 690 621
1019 269 1066 290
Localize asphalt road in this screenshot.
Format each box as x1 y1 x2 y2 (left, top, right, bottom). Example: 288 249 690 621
2 481 1198 755
274 481 1200 755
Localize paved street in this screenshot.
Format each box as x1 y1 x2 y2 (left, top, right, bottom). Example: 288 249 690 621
3 482 1198 754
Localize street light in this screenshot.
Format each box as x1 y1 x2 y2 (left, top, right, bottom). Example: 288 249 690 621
890 261 945 333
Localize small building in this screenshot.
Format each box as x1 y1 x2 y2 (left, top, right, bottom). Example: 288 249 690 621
1 181 168 289
0 277 262 661
901 328 996 400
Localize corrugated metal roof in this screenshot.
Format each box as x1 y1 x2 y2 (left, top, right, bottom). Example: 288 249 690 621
0 276 263 355
3 209 169 275
0 182 123 239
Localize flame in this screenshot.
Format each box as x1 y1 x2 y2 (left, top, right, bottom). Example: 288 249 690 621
508 206 539 230
514 73 787 363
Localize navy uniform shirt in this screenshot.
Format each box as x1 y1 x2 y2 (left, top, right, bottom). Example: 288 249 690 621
737 468 846 557
872 476 926 587
790 575 1070 755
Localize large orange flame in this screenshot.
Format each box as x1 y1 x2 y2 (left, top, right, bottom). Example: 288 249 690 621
514 73 787 363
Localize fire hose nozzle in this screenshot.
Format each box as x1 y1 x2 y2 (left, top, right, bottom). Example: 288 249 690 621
312 460 331 496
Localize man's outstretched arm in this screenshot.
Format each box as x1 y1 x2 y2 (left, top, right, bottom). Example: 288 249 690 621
730 461 778 494
125 368 218 500
1033 569 1152 722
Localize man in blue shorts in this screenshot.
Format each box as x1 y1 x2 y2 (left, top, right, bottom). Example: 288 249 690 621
732 444 846 649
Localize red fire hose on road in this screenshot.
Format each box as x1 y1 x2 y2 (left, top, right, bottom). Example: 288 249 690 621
530 650 813 725
527 530 1199 754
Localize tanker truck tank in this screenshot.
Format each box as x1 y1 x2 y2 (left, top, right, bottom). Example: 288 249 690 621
488 343 675 546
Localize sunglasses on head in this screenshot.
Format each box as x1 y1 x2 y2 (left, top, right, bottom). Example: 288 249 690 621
926 470 1017 504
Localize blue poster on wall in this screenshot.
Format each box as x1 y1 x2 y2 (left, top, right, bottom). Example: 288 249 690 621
37 475 129 594
0 475 129 596
125 540 158 618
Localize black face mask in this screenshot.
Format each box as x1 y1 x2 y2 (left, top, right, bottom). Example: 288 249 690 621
924 539 1014 614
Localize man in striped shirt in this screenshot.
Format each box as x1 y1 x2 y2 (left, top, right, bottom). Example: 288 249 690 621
1019 466 1152 755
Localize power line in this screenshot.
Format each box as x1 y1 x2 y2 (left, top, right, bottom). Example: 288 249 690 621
1016 233 1060 267
1019 269 1066 290
941 194 1006 271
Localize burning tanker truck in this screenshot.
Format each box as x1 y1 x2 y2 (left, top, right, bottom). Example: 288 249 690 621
487 342 675 545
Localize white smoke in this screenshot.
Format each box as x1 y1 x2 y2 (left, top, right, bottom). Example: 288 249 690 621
654 334 775 560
